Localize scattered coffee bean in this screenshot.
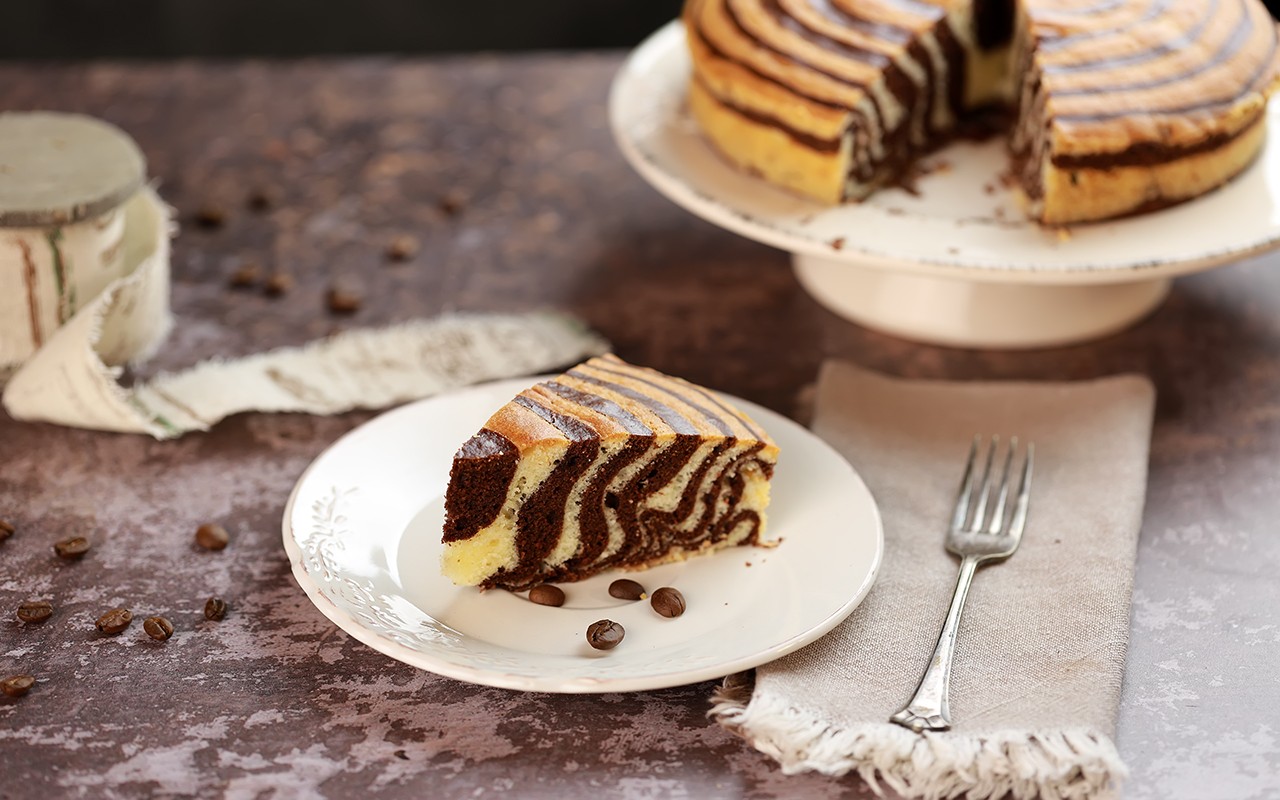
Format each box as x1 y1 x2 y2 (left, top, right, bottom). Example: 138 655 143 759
0 519 13 543
204 597 227 621
608 579 647 601
528 585 565 607
143 616 175 641
16 600 53 624
195 523 229 551
650 587 686 619
194 204 226 229
246 188 275 211
439 192 465 217
53 536 90 559
326 286 362 315
586 619 625 651
96 608 133 635
1 675 35 698
227 263 261 289
385 234 419 262
263 273 294 297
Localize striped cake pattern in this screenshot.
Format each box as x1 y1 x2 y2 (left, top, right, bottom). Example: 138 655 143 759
684 0 1280 223
442 355 778 591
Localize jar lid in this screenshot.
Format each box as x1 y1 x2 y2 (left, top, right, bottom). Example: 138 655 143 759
0 111 146 228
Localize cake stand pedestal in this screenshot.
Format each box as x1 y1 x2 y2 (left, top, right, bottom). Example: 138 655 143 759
792 256 1171 349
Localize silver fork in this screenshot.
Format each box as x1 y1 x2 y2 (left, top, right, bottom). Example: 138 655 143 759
890 435 1035 733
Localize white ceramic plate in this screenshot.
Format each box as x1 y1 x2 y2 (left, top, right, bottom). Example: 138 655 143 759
611 21 1280 281
282 377 883 693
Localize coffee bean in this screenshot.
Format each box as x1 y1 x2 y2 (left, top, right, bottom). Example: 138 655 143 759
263 273 293 297
608 579 647 601
204 597 227 621
650 587 686 619
586 619 624 651
195 523 229 551
194 204 226 229
246 188 275 212
0 519 14 543
1 675 35 698
326 286 362 315
227 263 261 289
53 536 90 559
16 600 53 624
439 192 466 217
385 234 419 262
96 608 132 635
143 616 175 641
528 585 565 607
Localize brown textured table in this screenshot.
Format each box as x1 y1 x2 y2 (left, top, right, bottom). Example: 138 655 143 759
2 56 1278 799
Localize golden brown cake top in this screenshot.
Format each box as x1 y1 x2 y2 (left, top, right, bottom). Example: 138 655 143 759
474 355 776 452
1032 0 1280 157
683 0 961 140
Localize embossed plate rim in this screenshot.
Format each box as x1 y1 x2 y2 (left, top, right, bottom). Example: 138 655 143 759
611 21 1280 280
282 376 883 693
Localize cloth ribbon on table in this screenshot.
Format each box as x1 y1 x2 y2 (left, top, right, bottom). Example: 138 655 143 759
713 362 1156 800
1 188 609 438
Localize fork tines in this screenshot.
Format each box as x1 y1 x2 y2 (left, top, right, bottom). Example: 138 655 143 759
952 435 1034 537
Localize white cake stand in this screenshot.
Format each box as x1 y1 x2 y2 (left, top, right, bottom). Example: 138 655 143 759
610 21 1280 349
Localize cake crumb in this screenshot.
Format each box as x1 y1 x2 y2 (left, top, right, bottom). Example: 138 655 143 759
1054 226 1073 242
895 158 950 197
829 237 845 251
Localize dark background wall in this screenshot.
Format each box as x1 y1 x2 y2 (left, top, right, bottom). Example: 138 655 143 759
1 0 1276 58
1 1 685 58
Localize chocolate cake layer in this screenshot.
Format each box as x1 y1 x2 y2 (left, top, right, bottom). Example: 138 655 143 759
441 355 779 591
443 430 518 543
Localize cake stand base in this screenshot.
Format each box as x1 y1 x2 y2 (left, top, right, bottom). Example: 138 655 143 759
793 254 1171 349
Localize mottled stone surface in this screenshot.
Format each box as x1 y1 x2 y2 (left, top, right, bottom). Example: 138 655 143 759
0 56 1278 798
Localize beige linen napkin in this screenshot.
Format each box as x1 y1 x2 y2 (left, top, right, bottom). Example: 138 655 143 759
713 362 1156 800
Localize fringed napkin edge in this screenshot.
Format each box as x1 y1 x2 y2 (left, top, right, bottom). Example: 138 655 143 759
711 673 1127 800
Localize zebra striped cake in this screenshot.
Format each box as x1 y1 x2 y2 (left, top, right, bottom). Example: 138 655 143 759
685 0 1280 224
441 355 778 591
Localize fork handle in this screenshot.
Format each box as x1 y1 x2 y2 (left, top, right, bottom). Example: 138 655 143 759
890 555 980 733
